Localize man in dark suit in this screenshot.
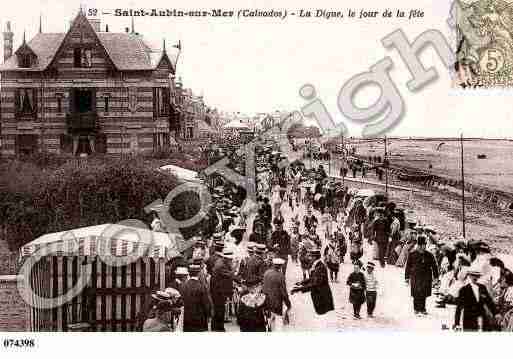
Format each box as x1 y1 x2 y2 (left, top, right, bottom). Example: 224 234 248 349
263 257 291 331
370 209 390 268
405 235 439 315
181 264 211 332
454 266 498 331
210 249 239 331
270 220 291 278
206 235 224 276
291 248 334 317
245 244 267 283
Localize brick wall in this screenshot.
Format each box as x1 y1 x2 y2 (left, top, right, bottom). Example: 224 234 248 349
0 275 30 331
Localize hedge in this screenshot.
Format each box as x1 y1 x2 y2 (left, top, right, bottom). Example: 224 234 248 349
0 157 204 252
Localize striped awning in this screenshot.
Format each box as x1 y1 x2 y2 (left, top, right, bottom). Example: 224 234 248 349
20 224 183 260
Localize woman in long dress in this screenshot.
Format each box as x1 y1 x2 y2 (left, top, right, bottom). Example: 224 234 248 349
237 278 269 332
498 273 513 331
396 237 416 268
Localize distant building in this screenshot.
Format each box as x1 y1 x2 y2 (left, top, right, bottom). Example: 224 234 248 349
0 10 179 156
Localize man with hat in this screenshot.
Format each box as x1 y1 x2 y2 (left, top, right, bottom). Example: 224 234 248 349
405 235 439 315
304 207 318 233
454 264 498 331
263 257 292 331
270 218 291 278
262 197 273 233
251 208 268 246
210 248 240 331
192 237 208 261
181 264 212 332
364 261 379 318
245 244 267 284
206 233 224 276
370 208 390 268
169 267 189 294
292 248 334 325
238 242 255 282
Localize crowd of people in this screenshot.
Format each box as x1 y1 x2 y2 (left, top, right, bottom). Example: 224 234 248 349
139 139 513 332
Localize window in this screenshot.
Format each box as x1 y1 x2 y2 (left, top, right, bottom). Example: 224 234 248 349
15 134 38 155
15 89 37 117
104 96 109 113
186 127 193 139
73 48 92 68
154 88 170 116
56 93 63 113
153 133 170 152
19 55 31 68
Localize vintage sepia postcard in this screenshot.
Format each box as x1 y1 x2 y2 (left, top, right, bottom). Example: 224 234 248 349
0 1 512 358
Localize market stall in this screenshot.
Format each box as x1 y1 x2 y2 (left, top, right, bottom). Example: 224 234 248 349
19 223 183 332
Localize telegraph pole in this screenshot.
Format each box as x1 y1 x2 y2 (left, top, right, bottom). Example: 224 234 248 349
384 136 388 195
460 133 466 238
341 134 346 187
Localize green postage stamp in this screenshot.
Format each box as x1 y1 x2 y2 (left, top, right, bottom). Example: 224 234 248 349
454 0 513 88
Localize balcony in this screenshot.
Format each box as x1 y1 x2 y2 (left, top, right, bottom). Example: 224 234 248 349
66 112 99 134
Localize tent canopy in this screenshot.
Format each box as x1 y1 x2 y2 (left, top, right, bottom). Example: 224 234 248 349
223 120 250 130
21 223 184 259
159 164 203 183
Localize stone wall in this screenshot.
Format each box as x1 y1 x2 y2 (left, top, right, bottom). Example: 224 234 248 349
0 275 30 331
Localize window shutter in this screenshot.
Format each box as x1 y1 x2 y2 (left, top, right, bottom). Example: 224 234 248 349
96 133 107 154
33 89 38 118
153 88 157 118
69 89 75 114
14 89 20 117
92 88 97 113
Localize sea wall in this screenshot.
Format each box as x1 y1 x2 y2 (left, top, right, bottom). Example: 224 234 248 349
0 275 30 331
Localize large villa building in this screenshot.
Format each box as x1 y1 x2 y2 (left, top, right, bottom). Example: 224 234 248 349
0 10 180 156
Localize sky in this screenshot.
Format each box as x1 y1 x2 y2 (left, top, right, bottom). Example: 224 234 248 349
1 0 513 138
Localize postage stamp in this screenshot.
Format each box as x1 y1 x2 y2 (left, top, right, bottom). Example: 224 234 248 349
453 0 513 88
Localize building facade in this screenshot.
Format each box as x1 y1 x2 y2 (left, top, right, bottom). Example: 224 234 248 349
0 11 179 156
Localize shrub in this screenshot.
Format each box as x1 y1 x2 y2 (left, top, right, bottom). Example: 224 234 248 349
0 158 205 251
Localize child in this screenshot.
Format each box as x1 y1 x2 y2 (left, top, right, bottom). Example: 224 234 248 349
349 224 363 263
320 210 333 238
347 260 366 319
334 225 347 263
364 261 378 318
290 225 300 264
324 237 341 282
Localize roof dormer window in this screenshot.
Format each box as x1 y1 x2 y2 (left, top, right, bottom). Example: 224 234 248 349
15 37 37 69
19 54 32 68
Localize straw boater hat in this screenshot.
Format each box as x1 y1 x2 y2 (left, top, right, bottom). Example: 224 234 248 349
188 264 202 275
367 261 376 269
272 257 286 266
151 290 172 302
214 241 225 253
192 257 204 265
467 263 482 277
175 266 189 276
247 242 256 253
245 276 261 287
255 244 266 254
309 248 321 257
221 248 234 259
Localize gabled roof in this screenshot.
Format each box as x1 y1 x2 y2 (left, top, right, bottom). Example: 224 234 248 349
0 13 178 73
1 33 65 71
97 33 178 71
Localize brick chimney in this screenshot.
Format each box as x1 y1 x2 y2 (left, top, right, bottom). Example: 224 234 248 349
3 21 14 62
